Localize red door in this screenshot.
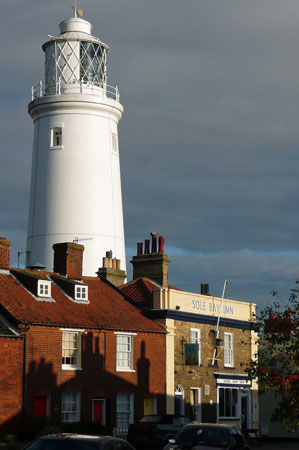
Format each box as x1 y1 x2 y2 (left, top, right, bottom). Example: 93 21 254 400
93 399 104 424
34 396 47 417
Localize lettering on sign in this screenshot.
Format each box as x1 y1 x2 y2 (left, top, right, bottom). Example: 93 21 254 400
192 300 234 316
216 378 251 386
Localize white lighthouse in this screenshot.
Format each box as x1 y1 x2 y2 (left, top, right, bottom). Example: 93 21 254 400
26 12 126 275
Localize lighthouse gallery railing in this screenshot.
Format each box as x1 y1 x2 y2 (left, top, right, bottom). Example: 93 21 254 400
31 80 120 102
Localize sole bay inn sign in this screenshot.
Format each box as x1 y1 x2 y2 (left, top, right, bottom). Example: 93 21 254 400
153 288 256 322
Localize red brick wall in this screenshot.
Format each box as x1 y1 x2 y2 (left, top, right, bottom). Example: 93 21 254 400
0 336 23 437
24 326 166 426
53 243 84 279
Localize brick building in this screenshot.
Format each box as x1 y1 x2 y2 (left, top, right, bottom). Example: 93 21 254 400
0 238 166 438
0 313 23 437
120 233 259 432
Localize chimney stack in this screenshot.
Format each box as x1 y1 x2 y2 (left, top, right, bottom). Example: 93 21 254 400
131 233 171 288
0 238 10 270
97 250 127 286
53 242 84 279
201 283 210 295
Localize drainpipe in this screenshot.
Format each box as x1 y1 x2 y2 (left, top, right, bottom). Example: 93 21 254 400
20 324 30 435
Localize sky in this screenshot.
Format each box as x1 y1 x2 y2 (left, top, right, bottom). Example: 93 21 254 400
1 0 299 311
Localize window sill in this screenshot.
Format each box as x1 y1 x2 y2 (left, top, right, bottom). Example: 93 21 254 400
50 145 63 151
61 366 83 371
116 368 135 373
224 366 235 369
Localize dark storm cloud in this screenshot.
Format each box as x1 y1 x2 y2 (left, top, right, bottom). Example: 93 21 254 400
2 0 299 307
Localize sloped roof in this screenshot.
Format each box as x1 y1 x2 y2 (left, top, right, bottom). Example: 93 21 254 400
119 277 180 307
0 314 20 337
119 277 159 307
0 271 165 333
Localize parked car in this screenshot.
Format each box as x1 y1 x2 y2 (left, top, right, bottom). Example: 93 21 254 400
22 434 137 450
163 423 250 450
127 415 191 449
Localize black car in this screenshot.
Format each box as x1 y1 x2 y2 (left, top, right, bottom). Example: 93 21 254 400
163 424 250 450
127 415 190 449
22 434 136 450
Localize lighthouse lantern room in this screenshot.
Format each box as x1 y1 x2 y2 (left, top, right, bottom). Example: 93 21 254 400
26 12 126 276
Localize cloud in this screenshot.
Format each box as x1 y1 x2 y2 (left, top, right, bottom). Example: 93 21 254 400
2 0 299 309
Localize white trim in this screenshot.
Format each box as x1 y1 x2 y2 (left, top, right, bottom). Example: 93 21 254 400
190 327 201 365
74 284 88 301
116 334 134 371
116 393 134 430
60 328 85 332
61 392 80 423
38 280 51 298
114 331 137 335
190 386 201 422
61 330 82 370
224 332 234 367
218 386 239 420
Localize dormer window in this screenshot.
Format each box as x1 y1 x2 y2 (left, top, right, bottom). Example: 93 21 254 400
75 285 88 301
38 280 51 298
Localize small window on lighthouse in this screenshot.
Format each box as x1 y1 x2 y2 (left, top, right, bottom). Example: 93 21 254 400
50 127 63 149
111 132 118 155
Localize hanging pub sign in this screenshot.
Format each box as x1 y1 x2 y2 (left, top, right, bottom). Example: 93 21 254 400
185 343 199 365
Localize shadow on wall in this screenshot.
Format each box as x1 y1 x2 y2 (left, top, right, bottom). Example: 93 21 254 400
0 333 165 440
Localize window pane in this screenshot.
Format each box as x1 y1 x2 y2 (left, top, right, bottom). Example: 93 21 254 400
219 388 224 416
117 335 132 369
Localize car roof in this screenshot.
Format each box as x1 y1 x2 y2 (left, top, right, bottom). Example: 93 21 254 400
40 434 114 441
182 423 235 430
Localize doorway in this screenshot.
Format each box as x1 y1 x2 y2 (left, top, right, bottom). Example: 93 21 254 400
92 399 106 425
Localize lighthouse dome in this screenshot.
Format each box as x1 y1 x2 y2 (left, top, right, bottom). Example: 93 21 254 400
59 17 92 34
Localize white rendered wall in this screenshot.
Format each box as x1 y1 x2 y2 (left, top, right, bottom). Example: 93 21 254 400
26 94 126 275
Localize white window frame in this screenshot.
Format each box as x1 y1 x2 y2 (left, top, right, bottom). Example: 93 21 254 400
37 280 51 298
61 330 82 370
116 393 134 431
190 327 201 365
111 131 119 154
115 332 136 372
75 285 88 301
61 392 80 422
224 332 234 367
50 126 63 149
190 387 201 422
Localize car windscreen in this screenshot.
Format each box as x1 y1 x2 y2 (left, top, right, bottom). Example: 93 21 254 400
25 438 101 450
175 426 230 448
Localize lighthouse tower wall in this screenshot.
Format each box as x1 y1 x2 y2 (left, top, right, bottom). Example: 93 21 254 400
26 17 126 275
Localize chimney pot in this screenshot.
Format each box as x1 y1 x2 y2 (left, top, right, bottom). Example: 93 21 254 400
151 232 158 253
112 258 117 269
106 250 113 258
103 257 109 268
0 238 10 270
144 239 150 254
158 236 165 253
116 259 121 270
137 242 143 255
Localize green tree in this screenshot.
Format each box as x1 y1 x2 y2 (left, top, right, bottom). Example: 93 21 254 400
247 294 299 432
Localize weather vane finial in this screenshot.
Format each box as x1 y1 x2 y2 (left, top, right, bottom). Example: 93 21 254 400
72 1 83 18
